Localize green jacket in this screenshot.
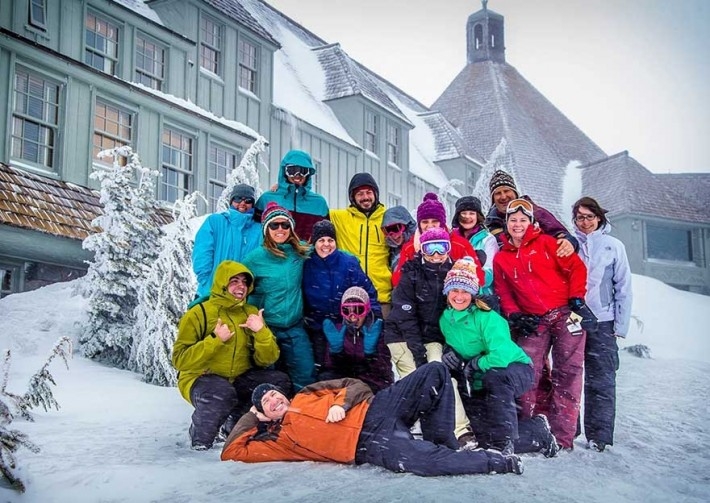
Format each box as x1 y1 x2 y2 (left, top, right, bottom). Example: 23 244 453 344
439 305 531 389
172 261 280 403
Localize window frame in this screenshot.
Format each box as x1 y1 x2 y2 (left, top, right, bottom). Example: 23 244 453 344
645 222 694 263
92 98 135 165
11 65 61 171
386 122 400 166
29 0 47 30
207 142 242 212
365 110 378 154
238 37 259 94
84 10 120 75
160 127 194 203
200 16 222 76
134 33 166 90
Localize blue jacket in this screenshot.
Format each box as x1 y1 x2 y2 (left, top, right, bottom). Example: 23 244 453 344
303 249 381 331
575 224 633 336
255 150 329 241
242 243 308 329
192 208 262 298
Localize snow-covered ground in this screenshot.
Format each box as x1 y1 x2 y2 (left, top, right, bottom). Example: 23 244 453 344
1 274 709 502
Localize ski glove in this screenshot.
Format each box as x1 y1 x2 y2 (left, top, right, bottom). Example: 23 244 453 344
322 319 346 354
441 346 465 372
361 319 383 355
508 312 540 336
568 297 598 333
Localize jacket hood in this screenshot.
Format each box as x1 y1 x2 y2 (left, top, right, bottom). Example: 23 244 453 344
278 150 316 192
211 260 255 303
348 173 380 207
382 205 416 228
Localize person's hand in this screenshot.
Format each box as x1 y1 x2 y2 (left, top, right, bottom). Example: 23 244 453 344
239 309 265 332
325 405 346 423
508 313 540 336
249 405 271 422
556 237 574 257
214 318 234 342
568 298 598 333
441 348 464 372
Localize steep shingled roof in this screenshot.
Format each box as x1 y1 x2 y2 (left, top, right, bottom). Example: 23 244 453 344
581 152 710 225
203 0 278 47
432 61 607 216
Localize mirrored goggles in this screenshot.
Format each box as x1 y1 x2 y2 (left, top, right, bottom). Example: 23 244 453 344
383 223 405 236
340 302 369 318
421 240 451 256
284 165 310 178
505 198 534 219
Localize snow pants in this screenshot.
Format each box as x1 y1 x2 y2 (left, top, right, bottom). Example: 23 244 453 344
515 307 586 449
461 363 535 450
355 362 516 476
189 369 291 448
583 321 619 445
272 324 315 391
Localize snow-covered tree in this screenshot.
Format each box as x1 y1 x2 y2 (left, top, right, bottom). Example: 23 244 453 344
79 147 162 368
215 136 267 211
130 192 200 386
0 337 71 493
472 137 516 215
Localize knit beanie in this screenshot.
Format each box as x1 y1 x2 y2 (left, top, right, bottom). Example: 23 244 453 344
443 257 480 296
420 227 450 244
342 286 370 306
416 193 447 225
229 184 255 203
311 220 336 243
251 383 286 413
452 196 483 228
489 170 519 202
261 202 296 235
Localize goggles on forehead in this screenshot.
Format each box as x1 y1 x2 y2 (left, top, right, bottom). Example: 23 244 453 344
383 223 405 236
421 240 451 256
340 302 370 318
505 199 534 219
284 164 310 178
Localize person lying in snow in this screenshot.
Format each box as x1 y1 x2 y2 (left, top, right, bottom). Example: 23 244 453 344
220 362 523 477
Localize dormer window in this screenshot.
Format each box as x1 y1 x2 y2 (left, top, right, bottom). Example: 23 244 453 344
85 12 119 74
29 0 47 30
238 38 258 94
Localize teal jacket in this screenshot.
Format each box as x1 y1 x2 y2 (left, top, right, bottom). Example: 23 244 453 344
439 305 531 389
243 243 308 329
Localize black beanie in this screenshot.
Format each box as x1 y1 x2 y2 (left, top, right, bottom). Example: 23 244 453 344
452 196 483 229
311 220 336 243
230 184 255 203
251 383 285 413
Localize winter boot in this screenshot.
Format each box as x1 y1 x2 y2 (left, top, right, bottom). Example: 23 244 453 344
189 423 212 451
533 414 559 458
504 454 524 475
489 439 515 456
457 430 478 451
587 439 607 452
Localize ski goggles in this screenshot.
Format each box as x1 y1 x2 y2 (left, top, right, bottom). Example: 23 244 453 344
340 302 369 318
284 165 310 178
421 240 451 256
505 199 534 220
383 223 405 236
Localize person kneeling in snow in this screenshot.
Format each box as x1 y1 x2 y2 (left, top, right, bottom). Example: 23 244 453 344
172 260 291 451
220 362 523 476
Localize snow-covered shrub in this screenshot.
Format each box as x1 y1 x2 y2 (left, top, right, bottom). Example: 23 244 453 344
215 136 267 211
472 137 515 214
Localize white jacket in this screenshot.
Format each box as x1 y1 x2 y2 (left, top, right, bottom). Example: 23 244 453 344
575 224 633 336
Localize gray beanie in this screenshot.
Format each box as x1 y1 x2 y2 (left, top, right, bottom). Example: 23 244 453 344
230 184 255 203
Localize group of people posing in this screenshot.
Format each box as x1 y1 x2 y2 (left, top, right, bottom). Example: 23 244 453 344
171 149 633 477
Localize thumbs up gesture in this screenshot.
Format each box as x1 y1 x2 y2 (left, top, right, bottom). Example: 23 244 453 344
239 309 265 333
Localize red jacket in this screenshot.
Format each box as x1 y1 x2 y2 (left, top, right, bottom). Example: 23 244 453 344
221 378 373 464
392 230 484 287
493 226 587 316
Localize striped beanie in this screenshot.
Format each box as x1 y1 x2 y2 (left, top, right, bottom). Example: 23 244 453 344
489 170 519 202
261 202 295 235
443 257 480 296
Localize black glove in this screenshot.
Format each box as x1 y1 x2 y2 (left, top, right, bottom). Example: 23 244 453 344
441 347 465 372
250 421 278 442
568 298 598 333
468 355 481 372
508 312 540 336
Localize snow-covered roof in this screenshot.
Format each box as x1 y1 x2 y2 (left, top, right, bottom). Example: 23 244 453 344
111 0 163 25
202 0 278 46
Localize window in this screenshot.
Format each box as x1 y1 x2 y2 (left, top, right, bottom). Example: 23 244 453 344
386 123 400 165
1 265 19 298
310 159 321 192
93 99 133 163
466 167 477 194
161 128 193 203
11 67 60 169
85 12 119 74
208 144 241 212
646 223 693 262
200 17 221 75
135 36 165 90
387 193 401 208
365 110 378 153
238 38 258 93
29 0 46 29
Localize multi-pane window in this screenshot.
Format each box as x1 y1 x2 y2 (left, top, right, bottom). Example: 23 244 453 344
386 123 400 165
11 67 60 169
135 36 165 90
161 128 193 203
365 110 378 153
208 144 241 212
93 99 133 162
200 17 221 75
310 159 321 192
29 0 47 29
238 39 258 93
646 224 693 262
85 12 119 74
1 265 19 298
387 193 401 208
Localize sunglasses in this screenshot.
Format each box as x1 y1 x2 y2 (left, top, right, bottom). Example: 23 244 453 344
506 199 534 219
234 197 255 205
575 214 597 222
284 165 310 178
267 221 291 231
341 302 369 318
421 240 451 256
383 224 405 236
